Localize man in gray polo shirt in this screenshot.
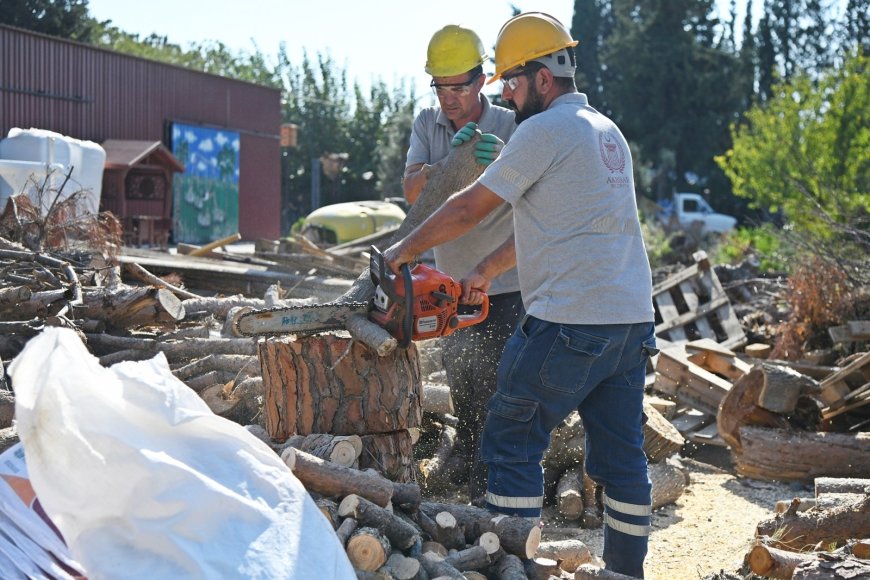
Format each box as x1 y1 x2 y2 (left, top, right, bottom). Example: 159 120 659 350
403 24 523 503
390 13 657 578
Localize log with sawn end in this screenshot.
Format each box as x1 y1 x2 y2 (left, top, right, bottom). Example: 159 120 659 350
285 433 362 468
534 539 593 573
756 493 870 550
420 501 541 559
338 494 421 550
417 509 465 551
443 534 500 571
347 526 392 572
282 447 393 507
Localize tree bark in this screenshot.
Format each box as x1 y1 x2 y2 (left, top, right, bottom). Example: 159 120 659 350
335 516 358 546
80 285 184 330
490 550 526 580
793 555 870 579
418 509 465 552
444 543 499 571
735 426 870 481
281 447 393 507
716 367 792 452
339 494 421 550
417 552 464 579
420 502 541 559
756 493 870 550
422 383 454 415
574 563 638 579
650 461 689 510
642 399 685 463
259 335 422 439
757 362 821 414
534 539 593 573
815 477 870 496
286 433 363 468
378 553 423 580
359 430 416 483
0 389 14 430
556 467 584 520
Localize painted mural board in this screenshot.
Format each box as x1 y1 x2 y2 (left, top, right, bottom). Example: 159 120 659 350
171 123 240 244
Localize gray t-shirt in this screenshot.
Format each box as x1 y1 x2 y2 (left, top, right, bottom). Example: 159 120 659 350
479 92 654 324
406 96 520 295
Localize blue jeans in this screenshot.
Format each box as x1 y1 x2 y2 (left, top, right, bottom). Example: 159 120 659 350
481 315 657 578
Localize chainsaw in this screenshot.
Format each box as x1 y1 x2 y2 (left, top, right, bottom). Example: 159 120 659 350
235 246 489 347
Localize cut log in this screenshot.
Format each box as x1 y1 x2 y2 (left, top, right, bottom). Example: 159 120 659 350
422 383 454 415
359 430 416 483
815 477 870 496
0 426 19 454
183 370 235 393
418 509 465 551
281 447 393 507
793 554 870 579
524 556 561 580
0 389 14 430
335 516 358 546
581 471 603 529
0 285 31 306
390 481 422 512
420 502 541 559
757 362 821 414
200 383 245 422
756 493 870 550
534 539 593 573
286 433 363 468
490 550 526 579
259 335 422 439
339 494 421 550
418 552 464 579
642 399 685 463
80 285 184 330
378 553 423 580
745 343 772 359
748 541 816 578
556 467 584 520
716 367 792 452
542 411 586 474
574 563 638 579
172 354 258 382
347 526 391 572
418 422 457 485
444 543 498 571
316 498 340 529
123 262 199 300
421 541 448 557
735 426 870 481
650 461 689 510
181 294 268 319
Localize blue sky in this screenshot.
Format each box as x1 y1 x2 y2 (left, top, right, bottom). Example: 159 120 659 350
87 1 764 106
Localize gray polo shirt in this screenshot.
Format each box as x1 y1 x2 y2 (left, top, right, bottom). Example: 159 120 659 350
479 92 654 324
406 96 520 295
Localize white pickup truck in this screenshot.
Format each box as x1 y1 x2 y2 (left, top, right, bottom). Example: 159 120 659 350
657 192 737 233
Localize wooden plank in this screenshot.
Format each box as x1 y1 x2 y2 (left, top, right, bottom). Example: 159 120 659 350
654 345 733 414
656 295 730 334
654 291 688 341
670 409 713 434
651 262 702 295
686 339 752 380
678 281 714 339
686 422 727 447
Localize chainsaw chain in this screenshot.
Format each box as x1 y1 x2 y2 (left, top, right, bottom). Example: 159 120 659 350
235 301 370 339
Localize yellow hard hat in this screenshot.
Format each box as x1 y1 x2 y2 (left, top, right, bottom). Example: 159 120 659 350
488 12 579 84
425 25 487 77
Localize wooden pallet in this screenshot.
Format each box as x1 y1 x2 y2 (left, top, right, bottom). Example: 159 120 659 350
820 351 870 419
652 251 746 350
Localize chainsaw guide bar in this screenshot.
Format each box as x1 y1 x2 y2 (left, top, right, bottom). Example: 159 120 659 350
235 302 370 338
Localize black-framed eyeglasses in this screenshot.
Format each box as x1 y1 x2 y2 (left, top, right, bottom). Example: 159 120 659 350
430 72 482 97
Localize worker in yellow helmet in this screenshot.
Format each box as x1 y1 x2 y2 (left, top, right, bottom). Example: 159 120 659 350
389 13 656 578
403 24 523 506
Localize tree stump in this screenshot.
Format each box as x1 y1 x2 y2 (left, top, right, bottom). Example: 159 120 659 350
259 335 422 439
359 430 416 482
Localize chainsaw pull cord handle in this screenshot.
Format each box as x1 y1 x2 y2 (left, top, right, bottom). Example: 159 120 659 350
398 262 413 349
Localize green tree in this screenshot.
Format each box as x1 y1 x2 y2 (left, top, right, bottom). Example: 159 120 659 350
600 0 744 204
716 52 869 236
0 0 93 40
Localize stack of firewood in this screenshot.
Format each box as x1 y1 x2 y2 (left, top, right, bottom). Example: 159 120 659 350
747 477 870 579
253 440 597 579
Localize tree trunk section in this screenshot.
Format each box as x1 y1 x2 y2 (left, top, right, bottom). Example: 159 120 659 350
80 285 184 330
534 539 593 573
650 461 689 509
359 430 416 483
642 399 685 463
281 447 393 507
757 362 821 413
285 433 362 467
716 367 792 452
574 563 638 579
815 477 870 496
347 526 392 572
422 383 454 415
793 555 870 579
420 501 541 559
339 494 421 550
259 335 422 439
748 542 816 578
735 426 870 481
556 467 584 520
756 493 870 550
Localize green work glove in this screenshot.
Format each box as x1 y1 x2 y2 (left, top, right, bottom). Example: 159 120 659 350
450 122 478 147
474 133 504 166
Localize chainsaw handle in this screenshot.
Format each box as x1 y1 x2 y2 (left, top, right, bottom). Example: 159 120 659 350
453 293 489 330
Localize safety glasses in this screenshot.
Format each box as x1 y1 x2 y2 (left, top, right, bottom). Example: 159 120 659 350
501 69 528 92
431 72 482 97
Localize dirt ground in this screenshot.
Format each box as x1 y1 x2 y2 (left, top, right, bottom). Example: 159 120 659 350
543 445 803 580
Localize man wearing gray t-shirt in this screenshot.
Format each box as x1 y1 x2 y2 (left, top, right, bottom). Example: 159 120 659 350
389 13 657 578
403 24 524 503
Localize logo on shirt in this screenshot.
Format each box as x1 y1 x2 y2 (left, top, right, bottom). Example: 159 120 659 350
599 132 626 174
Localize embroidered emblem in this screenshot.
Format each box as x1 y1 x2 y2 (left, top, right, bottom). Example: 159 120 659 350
599 132 626 173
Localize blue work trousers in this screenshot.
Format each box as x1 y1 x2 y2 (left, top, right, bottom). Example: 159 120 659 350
481 315 657 578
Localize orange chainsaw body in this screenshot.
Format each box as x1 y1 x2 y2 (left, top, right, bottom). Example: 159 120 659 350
369 246 489 347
